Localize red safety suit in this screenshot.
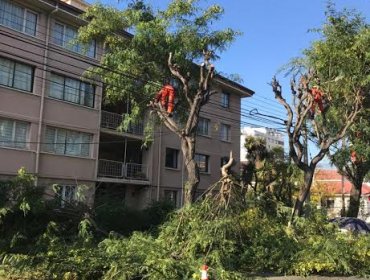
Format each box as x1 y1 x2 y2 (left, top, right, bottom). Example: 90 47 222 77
310 86 324 114
155 84 175 114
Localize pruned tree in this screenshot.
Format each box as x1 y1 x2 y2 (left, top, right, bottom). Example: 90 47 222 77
78 0 240 205
270 5 369 219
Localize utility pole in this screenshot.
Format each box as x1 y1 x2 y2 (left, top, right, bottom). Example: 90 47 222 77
304 123 310 203
341 138 346 216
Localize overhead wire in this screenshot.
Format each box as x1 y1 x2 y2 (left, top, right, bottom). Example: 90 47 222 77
0 21 291 136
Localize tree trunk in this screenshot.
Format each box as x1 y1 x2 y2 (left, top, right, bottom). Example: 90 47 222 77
291 168 314 219
346 180 362 217
181 136 200 205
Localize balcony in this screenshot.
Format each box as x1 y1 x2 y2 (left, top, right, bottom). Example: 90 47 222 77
97 159 149 182
100 110 144 135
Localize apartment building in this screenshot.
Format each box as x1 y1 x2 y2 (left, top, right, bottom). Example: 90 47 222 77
0 0 254 209
240 126 284 162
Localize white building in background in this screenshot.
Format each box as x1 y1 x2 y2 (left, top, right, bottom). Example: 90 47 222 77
240 127 284 162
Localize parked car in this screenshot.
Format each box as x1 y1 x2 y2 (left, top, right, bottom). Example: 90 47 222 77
329 217 370 234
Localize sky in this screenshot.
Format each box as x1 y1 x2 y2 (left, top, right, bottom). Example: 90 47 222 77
90 0 369 166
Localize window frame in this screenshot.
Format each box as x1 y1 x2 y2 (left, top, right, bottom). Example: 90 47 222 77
195 153 210 173
51 21 97 58
197 117 210 137
43 126 93 158
0 0 38 36
164 190 178 206
56 185 76 208
165 147 179 169
220 156 229 167
48 73 95 108
0 117 29 149
221 91 230 108
220 123 231 142
0 56 34 92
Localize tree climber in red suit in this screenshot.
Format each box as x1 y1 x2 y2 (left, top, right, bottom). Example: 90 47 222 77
308 78 329 119
155 83 176 117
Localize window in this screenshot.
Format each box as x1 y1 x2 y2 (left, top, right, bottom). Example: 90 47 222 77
195 153 209 173
43 127 92 157
326 199 335 209
165 148 179 169
0 118 29 149
220 156 229 167
221 92 230 108
57 185 76 208
197 117 210 136
52 22 96 58
0 0 37 36
48 73 95 107
164 190 177 206
0 56 34 92
220 123 231 142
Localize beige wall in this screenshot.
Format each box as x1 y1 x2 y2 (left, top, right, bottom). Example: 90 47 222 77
0 0 251 210
0 0 101 189
148 83 246 206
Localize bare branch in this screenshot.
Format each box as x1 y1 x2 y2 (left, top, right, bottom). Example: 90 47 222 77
221 151 234 177
168 52 192 106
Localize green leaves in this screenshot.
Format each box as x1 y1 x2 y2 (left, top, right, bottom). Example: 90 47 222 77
78 0 240 121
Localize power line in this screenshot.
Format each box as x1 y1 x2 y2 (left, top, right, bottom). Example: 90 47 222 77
0 29 290 131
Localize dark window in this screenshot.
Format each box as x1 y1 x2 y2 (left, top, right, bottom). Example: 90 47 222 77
195 153 209 173
56 185 76 208
52 22 96 58
0 0 37 36
48 73 95 108
197 117 210 136
326 199 335 209
220 123 231 141
220 156 229 167
165 148 179 169
43 126 92 157
164 190 177 206
0 56 34 92
221 92 230 108
0 117 29 149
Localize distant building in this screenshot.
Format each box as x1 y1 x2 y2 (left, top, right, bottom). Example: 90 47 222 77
312 169 370 221
240 127 284 162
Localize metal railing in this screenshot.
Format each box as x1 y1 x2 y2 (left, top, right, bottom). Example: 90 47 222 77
100 111 144 135
98 159 124 178
98 159 148 181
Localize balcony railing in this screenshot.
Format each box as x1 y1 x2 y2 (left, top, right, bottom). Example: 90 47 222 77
100 110 144 135
98 159 148 181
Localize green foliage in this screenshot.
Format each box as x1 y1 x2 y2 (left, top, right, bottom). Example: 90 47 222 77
78 0 240 125
2 190 370 279
94 192 175 236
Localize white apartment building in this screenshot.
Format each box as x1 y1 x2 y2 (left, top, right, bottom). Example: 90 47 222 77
240 127 284 162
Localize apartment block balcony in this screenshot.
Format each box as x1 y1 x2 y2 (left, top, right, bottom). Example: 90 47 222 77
100 110 144 136
97 159 149 183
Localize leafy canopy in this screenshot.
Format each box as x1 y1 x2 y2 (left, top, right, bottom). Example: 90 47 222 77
78 0 240 123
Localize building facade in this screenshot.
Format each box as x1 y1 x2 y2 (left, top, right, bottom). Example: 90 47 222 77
240 127 284 162
312 169 370 221
0 0 253 209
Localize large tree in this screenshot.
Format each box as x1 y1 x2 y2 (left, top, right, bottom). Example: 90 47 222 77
78 0 240 205
271 5 369 219
329 119 370 217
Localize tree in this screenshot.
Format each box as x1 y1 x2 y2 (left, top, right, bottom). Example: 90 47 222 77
78 0 240 205
241 136 301 206
329 118 370 217
271 5 369 219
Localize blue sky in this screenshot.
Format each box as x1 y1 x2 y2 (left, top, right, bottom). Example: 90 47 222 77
90 0 369 165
